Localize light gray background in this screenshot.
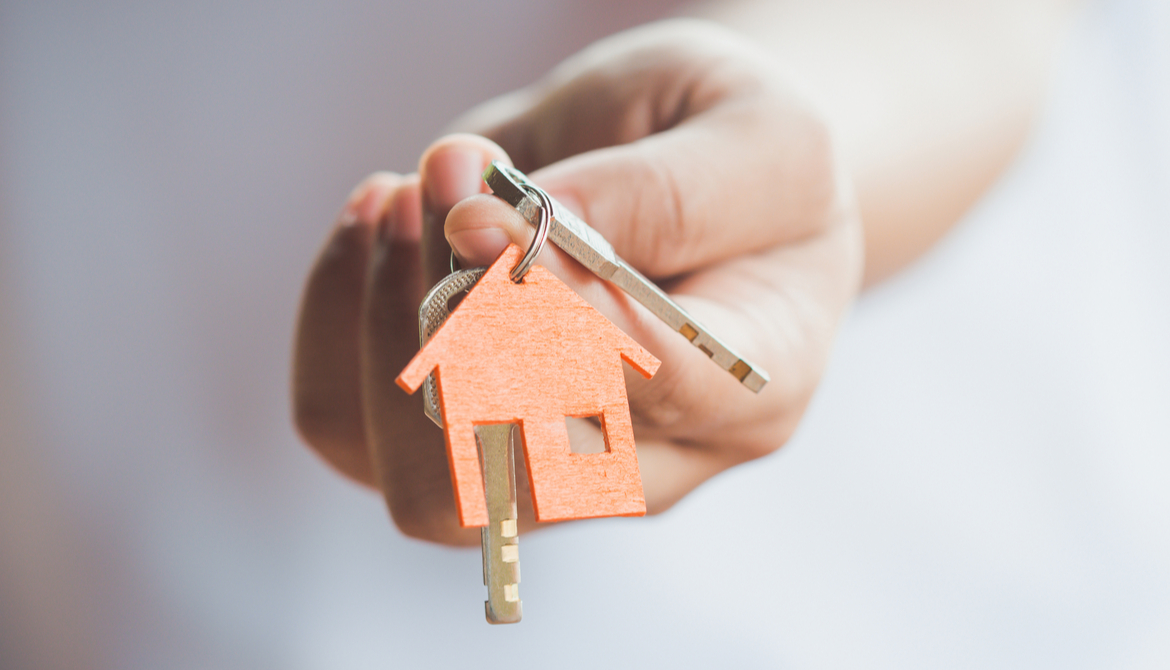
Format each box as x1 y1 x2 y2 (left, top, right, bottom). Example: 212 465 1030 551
1 1 1167 668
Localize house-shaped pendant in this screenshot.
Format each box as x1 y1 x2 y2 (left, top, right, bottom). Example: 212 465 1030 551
396 244 660 527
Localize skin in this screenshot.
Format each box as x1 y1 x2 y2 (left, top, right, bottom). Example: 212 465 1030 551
697 0 1080 284
292 5 1077 545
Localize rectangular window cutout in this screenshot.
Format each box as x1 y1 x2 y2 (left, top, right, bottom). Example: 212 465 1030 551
565 415 608 454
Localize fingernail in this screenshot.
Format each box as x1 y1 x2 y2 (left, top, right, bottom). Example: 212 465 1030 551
448 227 511 266
354 186 389 227
423 148 484 212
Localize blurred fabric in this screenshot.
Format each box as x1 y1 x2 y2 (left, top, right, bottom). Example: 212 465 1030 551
1 0 1167 668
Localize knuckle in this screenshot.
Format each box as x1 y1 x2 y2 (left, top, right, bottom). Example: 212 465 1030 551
627 148 691 277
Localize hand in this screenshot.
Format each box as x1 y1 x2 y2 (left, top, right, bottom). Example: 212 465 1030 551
292 19 863 545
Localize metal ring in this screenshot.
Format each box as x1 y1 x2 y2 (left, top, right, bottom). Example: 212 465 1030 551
509 184 552 282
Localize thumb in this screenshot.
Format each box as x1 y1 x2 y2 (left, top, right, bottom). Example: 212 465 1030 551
451 20 844 279
418 134 520 279
527 101 839 280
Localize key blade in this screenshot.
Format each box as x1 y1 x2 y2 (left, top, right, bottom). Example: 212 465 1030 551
609 260 770 393
484 161 770 393
476 423 522 624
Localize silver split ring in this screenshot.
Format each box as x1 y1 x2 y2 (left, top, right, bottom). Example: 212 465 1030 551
509 184 552 283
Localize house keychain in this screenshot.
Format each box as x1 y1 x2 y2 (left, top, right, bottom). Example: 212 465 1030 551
396 162 770 624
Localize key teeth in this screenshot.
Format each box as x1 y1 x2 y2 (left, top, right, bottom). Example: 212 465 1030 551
500 518 517 538
477 423 523 624
500 544 519 563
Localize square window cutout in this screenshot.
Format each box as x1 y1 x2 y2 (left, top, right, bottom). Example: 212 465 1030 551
565 415 608 454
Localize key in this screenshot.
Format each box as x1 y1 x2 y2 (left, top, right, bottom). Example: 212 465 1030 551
418 270 524 622
401 226 659 623
483 161 769 393
476 423 522 624
417 268 523 624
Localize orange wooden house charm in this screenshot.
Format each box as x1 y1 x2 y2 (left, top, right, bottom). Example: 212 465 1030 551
396 245 660 527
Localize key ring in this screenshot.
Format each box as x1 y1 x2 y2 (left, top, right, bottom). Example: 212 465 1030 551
509 183 552 283
447 180 551 283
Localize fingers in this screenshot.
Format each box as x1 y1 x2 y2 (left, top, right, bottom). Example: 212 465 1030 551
292 157 523 545
418 134 513 285
349 178 468 545
293 172 400 487
289 165 517 543
453 19 844 279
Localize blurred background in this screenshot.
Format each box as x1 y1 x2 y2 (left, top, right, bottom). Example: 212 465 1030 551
1 1 1167 669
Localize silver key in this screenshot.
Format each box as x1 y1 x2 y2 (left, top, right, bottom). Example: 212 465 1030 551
483 161 769 393
418 267 486 427
418 272 523 624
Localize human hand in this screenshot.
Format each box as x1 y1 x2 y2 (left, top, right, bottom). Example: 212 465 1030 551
293 20 863 545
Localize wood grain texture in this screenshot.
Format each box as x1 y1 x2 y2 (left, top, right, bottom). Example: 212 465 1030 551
397 245 659 527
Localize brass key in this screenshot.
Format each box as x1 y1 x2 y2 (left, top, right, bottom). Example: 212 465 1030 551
476 423 522 624
418 270 523 624
483 161 769 393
